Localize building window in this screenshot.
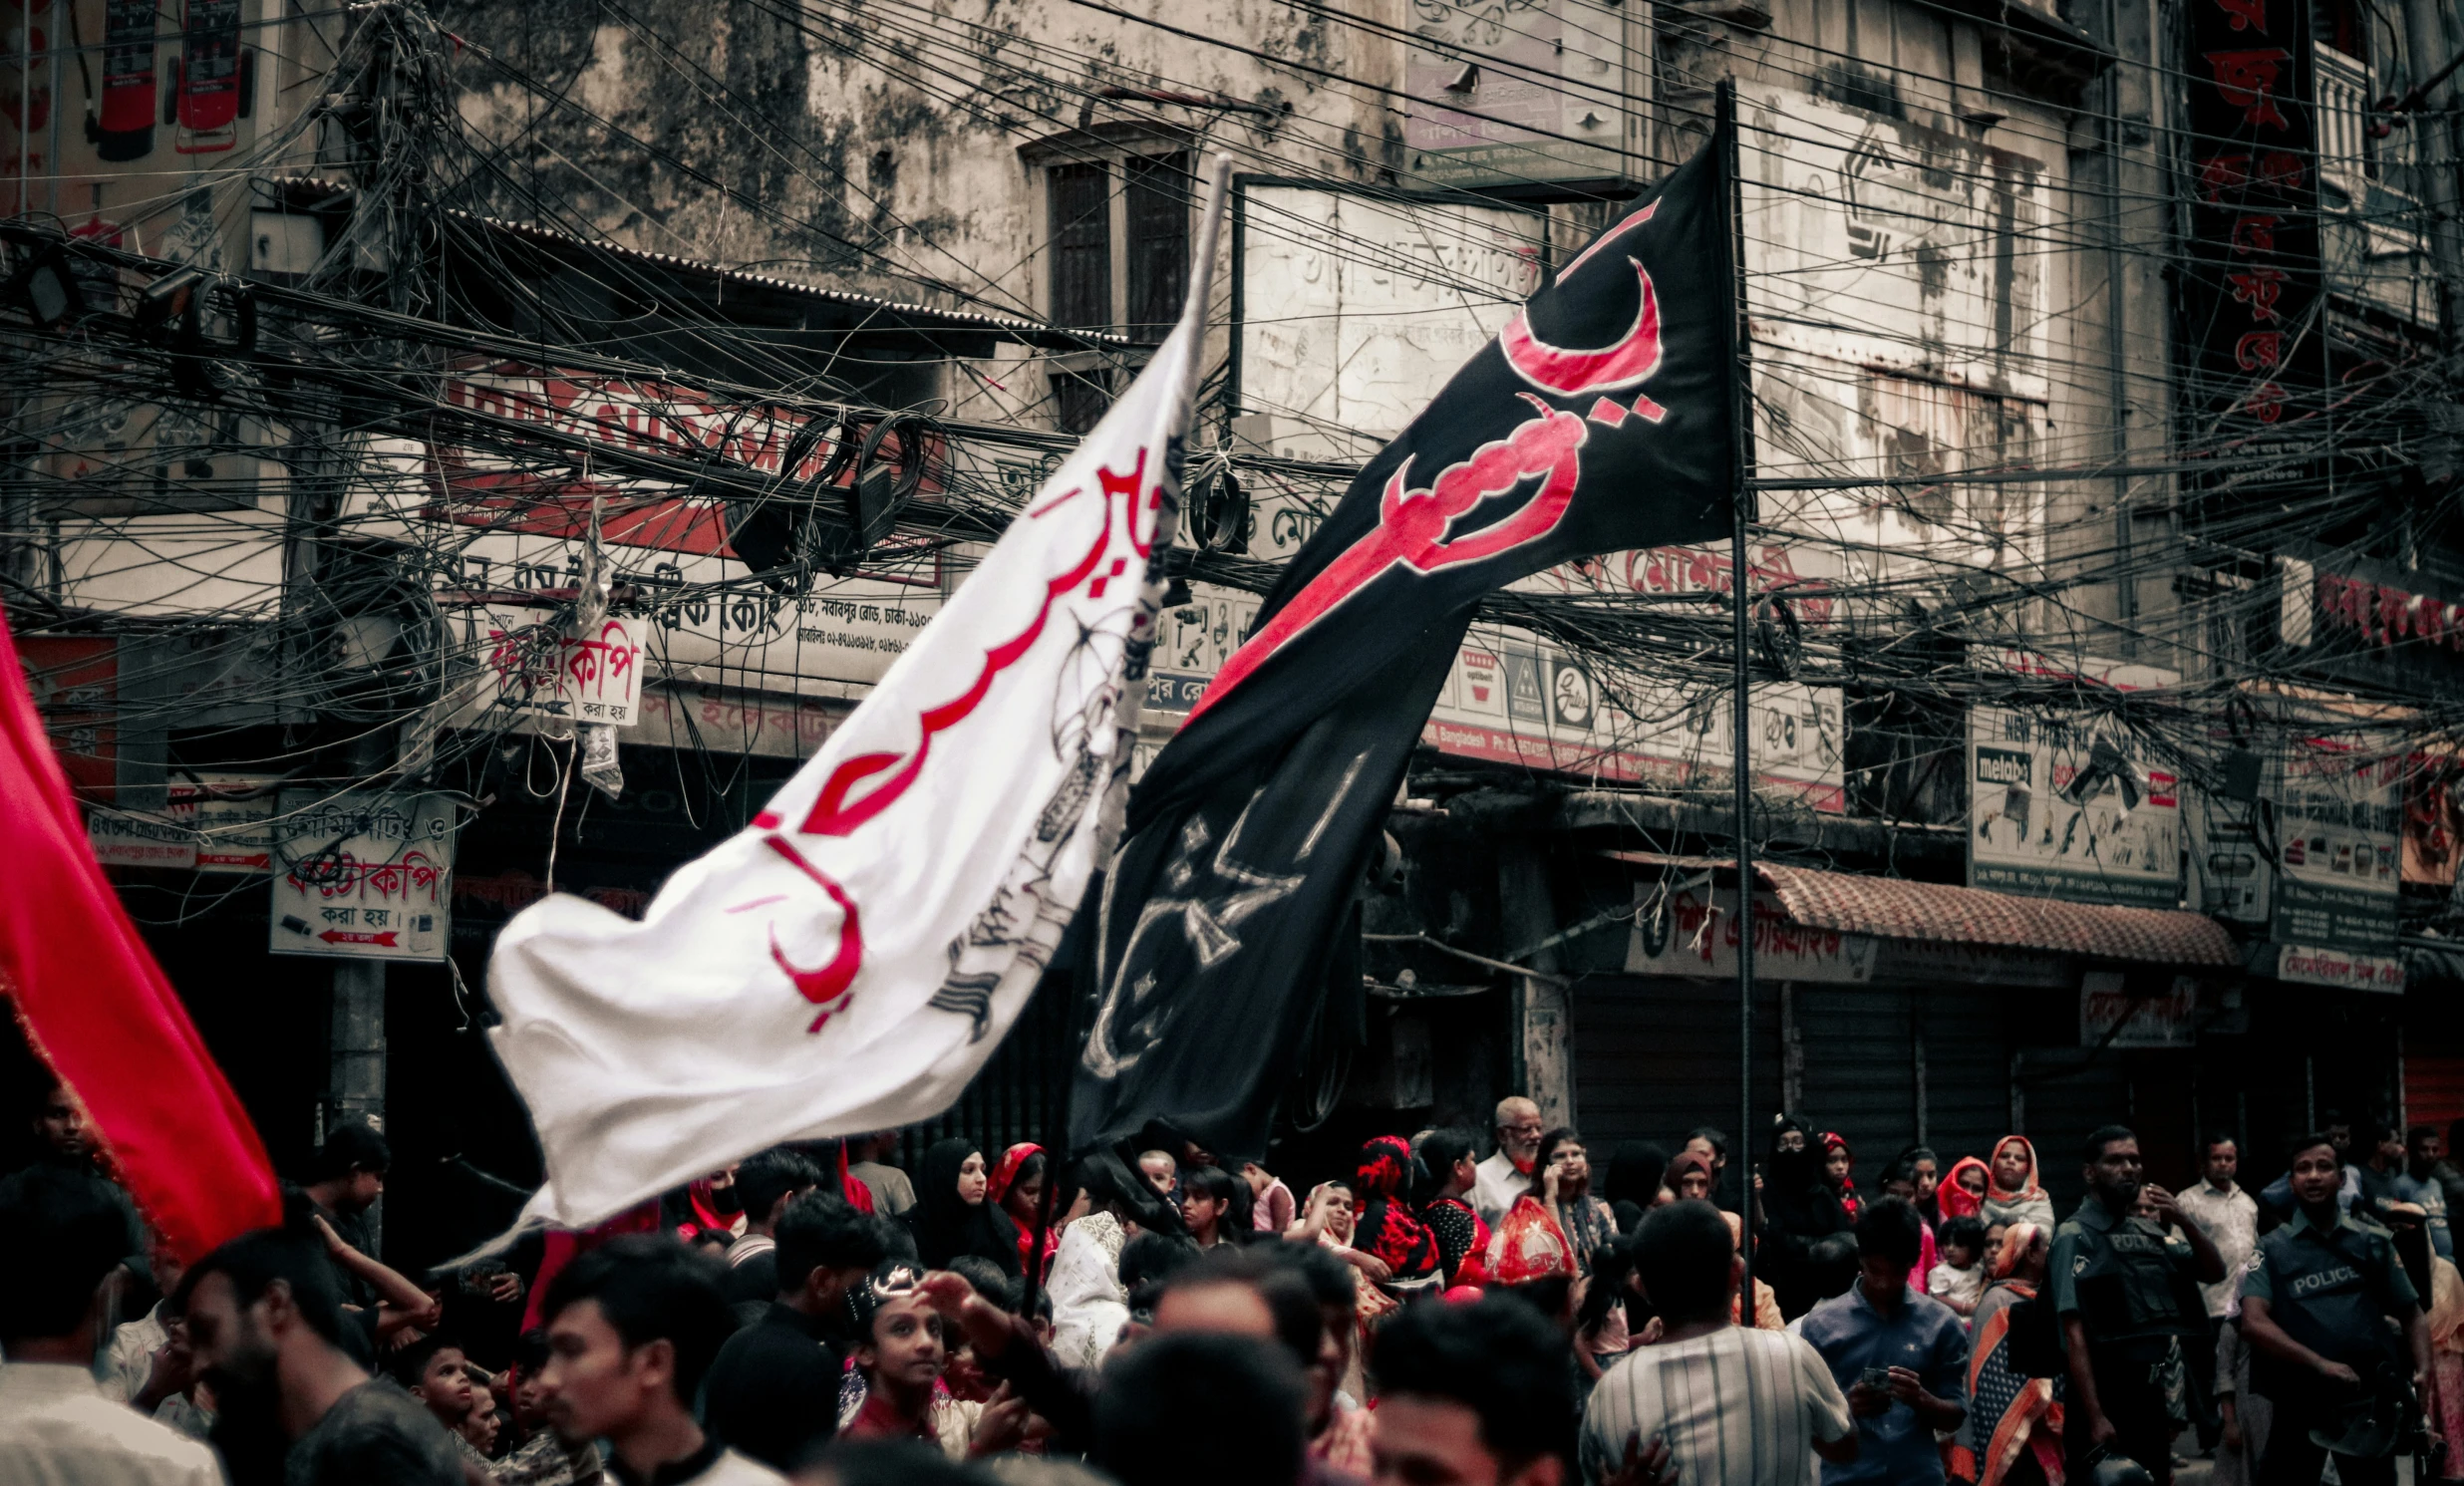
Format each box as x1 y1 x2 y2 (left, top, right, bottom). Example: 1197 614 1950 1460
1050 162 1112 330
1123 152 1190 338
1044 152 1190 337
1053 370 1109 436
1043 149 1191 433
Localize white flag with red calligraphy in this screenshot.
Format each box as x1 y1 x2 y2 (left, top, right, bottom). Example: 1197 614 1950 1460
487 166 1228 1229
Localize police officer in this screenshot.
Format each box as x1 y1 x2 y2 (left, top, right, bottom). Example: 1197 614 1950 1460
2050 1123 2226 1486
2238 1132 2432 1486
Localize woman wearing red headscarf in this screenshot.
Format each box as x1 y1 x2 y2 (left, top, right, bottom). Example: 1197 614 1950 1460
1352 1135 1442 1295
987 1142 1060 1284
1820 1131 1862 1221
1940 1155 1992 1225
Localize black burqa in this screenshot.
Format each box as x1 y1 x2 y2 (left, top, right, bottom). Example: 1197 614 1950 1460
1759 1111 1850 1319
904 1137 1022 1280
1607 1141 1671 1236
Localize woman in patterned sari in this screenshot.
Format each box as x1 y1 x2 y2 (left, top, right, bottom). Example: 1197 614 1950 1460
1951 1221 2062 1486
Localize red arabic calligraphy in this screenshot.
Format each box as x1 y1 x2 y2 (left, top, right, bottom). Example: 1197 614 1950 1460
744 446 1155 1031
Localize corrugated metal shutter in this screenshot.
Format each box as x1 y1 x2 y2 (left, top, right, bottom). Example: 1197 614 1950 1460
1918 987 2009 1170
2408 1053 2464 1134
1571 975 1782 1159
900 966 1078 1163
2012 1047 2131 1214
1797 985 1919 1185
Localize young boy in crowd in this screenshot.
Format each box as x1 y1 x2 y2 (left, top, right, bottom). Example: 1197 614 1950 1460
1926 1216 1989 1320
391 1335 476 1433
390 1334 498 1474
839 1261 1027 1459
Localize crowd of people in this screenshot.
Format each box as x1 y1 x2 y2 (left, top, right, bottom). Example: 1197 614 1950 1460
8 1081 2464 1486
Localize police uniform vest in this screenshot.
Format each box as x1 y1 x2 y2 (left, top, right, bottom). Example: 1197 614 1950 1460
2249 1209 2407 1398
2060 1203 2207 1358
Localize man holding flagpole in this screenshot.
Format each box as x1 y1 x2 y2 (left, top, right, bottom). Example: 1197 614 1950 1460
480 158 1238 1233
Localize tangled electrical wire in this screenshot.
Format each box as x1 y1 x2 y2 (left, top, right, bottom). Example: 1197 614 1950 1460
6 0 2464 935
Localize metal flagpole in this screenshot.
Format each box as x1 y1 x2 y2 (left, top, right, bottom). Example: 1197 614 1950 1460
1717 78 1759 1325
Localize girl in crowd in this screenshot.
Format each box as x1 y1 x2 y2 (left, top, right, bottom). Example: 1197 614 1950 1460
987 1143 1063 1284
1981 1135 2057 1231
1952 1223 2060 1486
907 1139 1023 1280
1880 1153 1942 1295
1415 1129 1493 1287
1666 1150 1715 1203
1046 1156 1150 1368
1893 1144 1944 1228
1724 1211 1784 1330
838 1261 1028 1459
1605 1140 1671 1235
1242 1160 1296 1233
1818 1131 1861 1222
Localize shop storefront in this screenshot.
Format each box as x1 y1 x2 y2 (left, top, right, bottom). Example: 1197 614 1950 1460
1574 860 2240 1206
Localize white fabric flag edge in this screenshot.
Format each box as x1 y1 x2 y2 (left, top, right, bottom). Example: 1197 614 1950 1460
482 157 1234 1232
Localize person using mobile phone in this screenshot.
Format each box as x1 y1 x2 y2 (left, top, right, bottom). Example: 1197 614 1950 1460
1798 1197 1969 1484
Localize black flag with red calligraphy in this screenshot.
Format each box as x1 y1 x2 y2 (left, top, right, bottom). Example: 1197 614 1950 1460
1071 121 1740 1159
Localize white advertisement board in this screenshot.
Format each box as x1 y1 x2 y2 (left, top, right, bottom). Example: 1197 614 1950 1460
268 792 456 962
1237 184 1545 453
1968 654 2183 909
478 611 649 726
172 773 276 872
1430 624 1846 810
1626 885 1875 982
1401 0 1634 191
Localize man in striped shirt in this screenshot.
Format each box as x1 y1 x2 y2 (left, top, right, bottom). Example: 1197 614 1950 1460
1581 1201 1859 1486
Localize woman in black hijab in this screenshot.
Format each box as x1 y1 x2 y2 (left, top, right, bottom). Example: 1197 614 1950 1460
905 1137 1022 1280
1759 1110 1850 1320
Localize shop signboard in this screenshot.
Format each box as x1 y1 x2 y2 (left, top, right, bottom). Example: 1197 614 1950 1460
1625 884 1876 983
2272 735 2401 950
268 791 454 962
2080 971 2201 1047
170 772 275 871
1137 602 1845 806
2274 943 2404 994
2189 730 2403 972
1400 0 1635 194
1968 654 2182 908
478 610 648 726
1871 938 2073 989
2178 0 2324 484
86 808 197 869
1425 627 1844 808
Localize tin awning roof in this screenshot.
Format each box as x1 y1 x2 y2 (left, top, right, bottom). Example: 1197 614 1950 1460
1603 853 2240 967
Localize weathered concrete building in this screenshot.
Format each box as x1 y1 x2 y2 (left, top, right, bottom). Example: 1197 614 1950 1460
5 0 2461 1247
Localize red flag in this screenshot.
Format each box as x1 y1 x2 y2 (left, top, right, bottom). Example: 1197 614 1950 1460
0 609 280 1260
